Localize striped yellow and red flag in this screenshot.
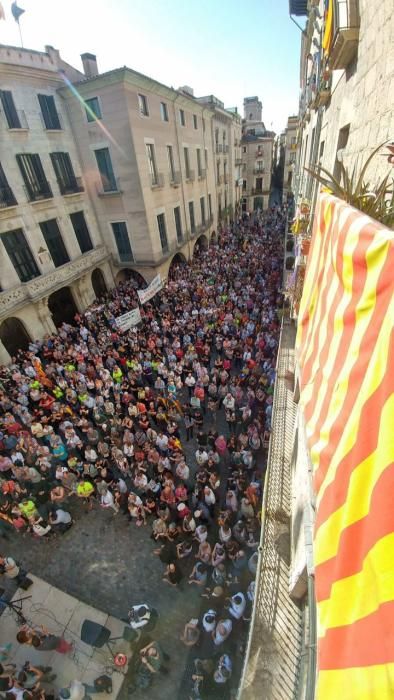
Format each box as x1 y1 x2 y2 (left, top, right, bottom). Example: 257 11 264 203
296 192 394 699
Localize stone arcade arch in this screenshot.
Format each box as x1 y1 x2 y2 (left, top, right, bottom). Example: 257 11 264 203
115 269 147 289
210 231 217 245
48 287 78 327
193 234 209 256
168 252 187 279
0 317 31 358
91 268 108 299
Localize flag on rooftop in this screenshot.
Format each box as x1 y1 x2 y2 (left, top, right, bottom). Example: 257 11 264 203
11 1 25 22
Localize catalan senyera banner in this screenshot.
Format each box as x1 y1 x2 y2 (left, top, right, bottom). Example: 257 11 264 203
137 274 163 305
296 193 394 700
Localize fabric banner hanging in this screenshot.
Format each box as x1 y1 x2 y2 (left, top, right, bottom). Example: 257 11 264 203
115 307 141 331
296 192 394 700
137 274 163 305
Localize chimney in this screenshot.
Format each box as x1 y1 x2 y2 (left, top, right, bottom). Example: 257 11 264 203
81 53 99 78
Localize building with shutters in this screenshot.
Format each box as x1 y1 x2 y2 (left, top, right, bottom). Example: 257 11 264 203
240 96 275 213
0 44 242 363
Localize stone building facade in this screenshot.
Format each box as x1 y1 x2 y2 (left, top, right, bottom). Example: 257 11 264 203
291 0 394 217
0 44 242 363
282 115 299 203
240 96 274 212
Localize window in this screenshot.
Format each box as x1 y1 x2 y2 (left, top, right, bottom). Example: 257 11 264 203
94 148 117 192
243 146 247 153
202 118 205 132
208 193 212 220
184 147 191 179
200 196 206 225
39 219 69 268
167 145 176 182
319 140 325 161
2 228 40 282
291 136 296 145
189 201 196 234
224 161 227 181
157 213 168 253
138 94 149 117
50 152 81 195
70 211 93 253
0 90 21 128
0 162 17 207
224 191 228 209
216 161 220 184
196 149 202 177
174 206 183 244
160 102 169 122
16 153 52 201
112 222 133 262
146 143 158 185
85 97 102 122
38 94 61 130
205 148 208 170
193 114 198 130
243 179 247 190
179 109 185 127
256 160 264 172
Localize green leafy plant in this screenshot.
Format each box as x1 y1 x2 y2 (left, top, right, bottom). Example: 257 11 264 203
305 142 394 228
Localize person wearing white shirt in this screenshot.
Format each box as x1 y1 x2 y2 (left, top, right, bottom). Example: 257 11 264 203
227 592 246 620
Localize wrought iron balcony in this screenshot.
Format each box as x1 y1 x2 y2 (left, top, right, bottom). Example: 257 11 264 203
170 171 181 187
0 185 17 208
150 172 164 189
96 177 122 196
3 109 29 130
253 167 265 175
24 180 53 202
58 176 84 196
252 187 264 195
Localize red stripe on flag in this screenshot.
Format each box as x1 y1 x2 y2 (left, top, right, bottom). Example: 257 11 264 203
319 600 394 669
315 462 394 602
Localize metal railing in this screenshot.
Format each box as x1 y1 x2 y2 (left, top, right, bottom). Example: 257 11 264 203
170 171 181 186
150 172 164 188
254 167 265 175
39 111 63 131
96 177 122 196
0 185 17 208
58 176 84 195
216 144 223 153
4 108 29 130
252 187 264 195
185 169 195 182
24 180 53 202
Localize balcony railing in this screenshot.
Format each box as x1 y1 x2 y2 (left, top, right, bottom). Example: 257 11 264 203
235 157 243 165
151 172 164 189
216 144 223 154
198 169 206 180
256 150 263 157
170 171 181 187
58 176 84 196
96 177 122 196
185 170 195 182
252 187 263 195
24 180 53 202
253 167 265 175
3 108 29 130
0 185 18 208
39 111 63 131
329 0 360 70
223 144 229 153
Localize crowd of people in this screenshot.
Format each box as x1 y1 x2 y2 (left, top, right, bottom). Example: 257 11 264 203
0 207 286 698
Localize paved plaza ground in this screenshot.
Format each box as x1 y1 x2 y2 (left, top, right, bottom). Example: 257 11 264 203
0 407 253 700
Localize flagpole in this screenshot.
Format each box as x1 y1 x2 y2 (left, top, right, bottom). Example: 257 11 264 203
17 19 23 48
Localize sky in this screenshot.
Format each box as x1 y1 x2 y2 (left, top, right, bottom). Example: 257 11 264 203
0 0 301 133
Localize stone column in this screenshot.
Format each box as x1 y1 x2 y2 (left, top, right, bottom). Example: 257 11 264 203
36 297 57 335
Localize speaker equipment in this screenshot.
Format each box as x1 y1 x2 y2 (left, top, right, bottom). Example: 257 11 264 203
81 620 111 648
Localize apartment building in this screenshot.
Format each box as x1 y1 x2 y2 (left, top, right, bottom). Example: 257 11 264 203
0 44 243 363
291 0 393 219
282 115 298 203
0 44 112 365
240 96 274 212
197 96 242 220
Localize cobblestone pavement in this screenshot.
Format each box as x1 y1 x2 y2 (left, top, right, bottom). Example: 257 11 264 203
0 407 253 700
